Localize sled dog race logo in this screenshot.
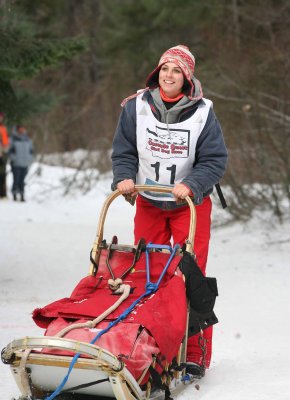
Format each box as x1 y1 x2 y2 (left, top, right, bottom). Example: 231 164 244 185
146 127 190 159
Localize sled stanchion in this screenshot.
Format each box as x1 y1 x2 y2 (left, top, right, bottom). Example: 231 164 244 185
89 185 196 275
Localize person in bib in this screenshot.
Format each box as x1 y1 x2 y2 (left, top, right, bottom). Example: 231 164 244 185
111 45 228 377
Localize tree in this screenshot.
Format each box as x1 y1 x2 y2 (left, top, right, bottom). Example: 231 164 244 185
2 0 288 220
0 2 87 123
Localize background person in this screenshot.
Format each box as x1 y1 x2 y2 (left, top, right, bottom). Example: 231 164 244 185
0 112 10 198
8 124 34 202
111 45 228 377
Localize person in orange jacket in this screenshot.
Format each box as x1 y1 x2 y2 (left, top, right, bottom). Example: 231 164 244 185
0 112 9 198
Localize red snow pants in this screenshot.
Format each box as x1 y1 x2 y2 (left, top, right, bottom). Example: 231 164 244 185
134 194 213 368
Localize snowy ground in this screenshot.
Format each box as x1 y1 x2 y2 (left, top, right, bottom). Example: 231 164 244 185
1 163 290 400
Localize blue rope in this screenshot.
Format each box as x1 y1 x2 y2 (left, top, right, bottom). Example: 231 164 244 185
145 243 180 289
44 243 180 399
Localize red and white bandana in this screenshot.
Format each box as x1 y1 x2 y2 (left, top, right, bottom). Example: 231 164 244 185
158 45 195 81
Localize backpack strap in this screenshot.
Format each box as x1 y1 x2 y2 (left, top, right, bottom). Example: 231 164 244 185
215 183 227 209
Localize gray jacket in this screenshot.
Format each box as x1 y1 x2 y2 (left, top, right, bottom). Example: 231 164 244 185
9 132 34 168
111 89 228 206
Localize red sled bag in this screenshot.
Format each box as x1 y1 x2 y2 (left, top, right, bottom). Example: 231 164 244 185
33 249 187 382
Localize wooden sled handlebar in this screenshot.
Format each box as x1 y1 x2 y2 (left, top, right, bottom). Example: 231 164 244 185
89 185 196 274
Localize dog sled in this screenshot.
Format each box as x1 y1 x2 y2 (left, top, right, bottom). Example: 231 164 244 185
1 185 218 400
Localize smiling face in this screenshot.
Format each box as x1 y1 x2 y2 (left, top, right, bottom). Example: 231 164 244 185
158 62 185 98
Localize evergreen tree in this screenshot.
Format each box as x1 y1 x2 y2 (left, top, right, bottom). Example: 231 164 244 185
0 3 87 122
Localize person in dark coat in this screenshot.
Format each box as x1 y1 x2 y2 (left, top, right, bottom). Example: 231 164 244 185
8 124 34 201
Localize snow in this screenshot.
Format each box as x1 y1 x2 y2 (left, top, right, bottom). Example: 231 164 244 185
1 162 290 400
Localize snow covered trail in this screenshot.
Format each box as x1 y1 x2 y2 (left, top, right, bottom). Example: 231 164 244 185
1 170 290 399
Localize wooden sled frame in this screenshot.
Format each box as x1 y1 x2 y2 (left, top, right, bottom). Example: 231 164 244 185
89 185 196 275
2 336 144 399
2 186 197 400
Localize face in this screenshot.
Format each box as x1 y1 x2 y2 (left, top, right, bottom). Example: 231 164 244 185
17 126 26 134
158 62 184 98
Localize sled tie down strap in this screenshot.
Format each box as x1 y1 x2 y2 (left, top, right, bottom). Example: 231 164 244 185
44 243 180 400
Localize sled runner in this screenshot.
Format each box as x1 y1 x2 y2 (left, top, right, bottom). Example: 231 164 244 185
1 185 218 400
